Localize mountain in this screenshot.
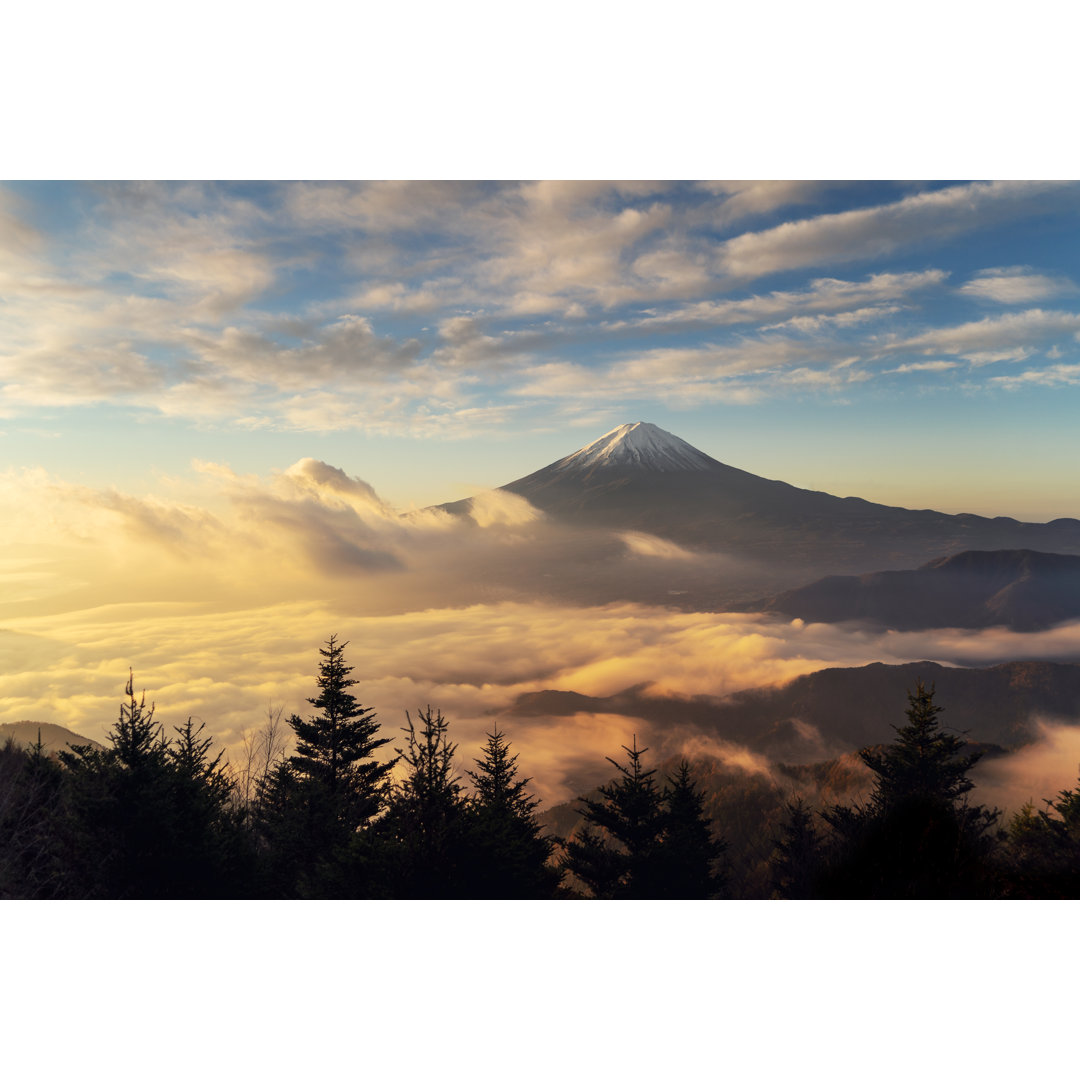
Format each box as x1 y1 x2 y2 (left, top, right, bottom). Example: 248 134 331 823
540 421 717 473
506 659 1080 759
0 721 103 756
440 422 1080 579
746 549 1080 631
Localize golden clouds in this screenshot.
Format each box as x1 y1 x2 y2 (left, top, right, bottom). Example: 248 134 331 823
5 456 1080 810
974 721 1080 814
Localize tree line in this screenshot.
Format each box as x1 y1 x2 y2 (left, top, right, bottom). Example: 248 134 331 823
2 636 1080 899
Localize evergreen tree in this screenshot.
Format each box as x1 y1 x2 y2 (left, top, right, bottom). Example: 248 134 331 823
379 706 468 898
820 681 999 898
254 636 393 897
251 759 308 896
56 673 249 898
560 826 625 900
165 718 253 896
656 761 727 898
1001 778 1080 897
562 737 666 898
467 726 534 814
770 797 824 899
460 726 562 898
860 680 981 813
0 735 65 899
287 634 393 828
57 671 177 898
170 718 232 806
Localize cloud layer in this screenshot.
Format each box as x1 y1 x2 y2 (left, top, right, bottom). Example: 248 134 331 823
5 455 1080 807
3 181 1080 437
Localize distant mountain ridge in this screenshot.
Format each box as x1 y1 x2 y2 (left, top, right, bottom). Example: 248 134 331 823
0 721 103 756
746 548 1080 631
437 422 1080 578
507 658 1080 758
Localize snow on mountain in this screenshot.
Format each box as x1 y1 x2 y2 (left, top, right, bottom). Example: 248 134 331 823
552 422 716 473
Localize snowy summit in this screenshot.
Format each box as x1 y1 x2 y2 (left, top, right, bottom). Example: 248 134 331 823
554 422 716 473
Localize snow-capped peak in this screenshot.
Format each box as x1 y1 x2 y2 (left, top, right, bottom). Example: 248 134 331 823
554 422 716 473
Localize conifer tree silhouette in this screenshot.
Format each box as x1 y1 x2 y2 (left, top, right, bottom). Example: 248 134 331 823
820 681 999 898
563 737 666 898
0 735 65 898
379 706 467 898
256 636 393 897
770 797 824 899
56 672 247 898
1003 775 1080 897
657 761 726 898
288 635 393 823
461 726 562 898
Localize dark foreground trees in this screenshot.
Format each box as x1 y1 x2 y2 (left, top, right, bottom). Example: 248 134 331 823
54 673 252 898
17 651 1080 898
1001 776 1080 897
371 712 563 899
770 797 825 899
816 681 1000 899
249 641 561 899
562 740 726 898
254 635 394 897
376 705 468 897
0 735 65 898
461 726 563 898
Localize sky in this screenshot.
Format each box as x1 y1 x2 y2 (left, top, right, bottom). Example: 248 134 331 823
4 180 1080 518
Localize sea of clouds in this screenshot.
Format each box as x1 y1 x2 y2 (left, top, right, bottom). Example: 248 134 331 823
3 457 1080 810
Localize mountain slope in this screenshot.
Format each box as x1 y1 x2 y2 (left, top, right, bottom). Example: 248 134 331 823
441 422 1080 575
507 658 1080 758
748 549 1080 631
0 721 103 756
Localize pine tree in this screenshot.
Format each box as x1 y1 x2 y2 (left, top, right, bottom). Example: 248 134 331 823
467 726 534 815
380 706 468 898
0 735 65 898
169 718 231 806
770 797 824 899
57 674 248 898
560 826 625 900
287 635 393 828
657 761 727 898
56 671 177 898
166 718 252 896
860 680 981 813
460 726 562 898
820 681 999 898
108 671 169 772
254 636 394 897
1002 777 1080 897
562 737 666 898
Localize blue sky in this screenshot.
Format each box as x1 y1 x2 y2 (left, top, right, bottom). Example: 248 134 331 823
4 179 1080 517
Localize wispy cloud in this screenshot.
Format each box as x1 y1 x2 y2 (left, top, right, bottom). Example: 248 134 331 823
960 267 1077 305
886 360 959 374
895 308 1080 360
630 270 946 331
714 181 1076 282
990 363 1080 390
696 180 836 224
